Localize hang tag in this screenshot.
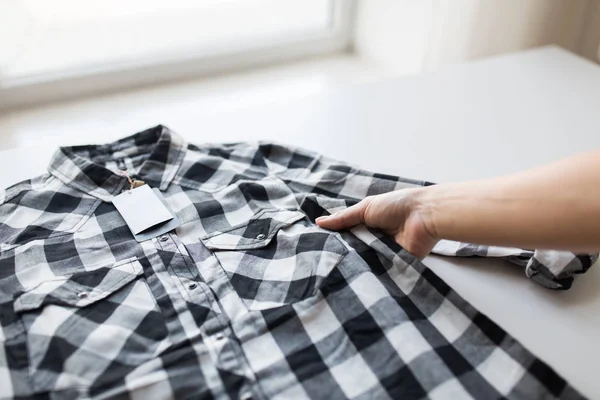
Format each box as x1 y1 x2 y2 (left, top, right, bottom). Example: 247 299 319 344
133 189 181 242
112 185 173 235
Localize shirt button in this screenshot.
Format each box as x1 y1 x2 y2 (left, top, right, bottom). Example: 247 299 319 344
255 233 266 240
214 332 225 341
188 283 197 290
160 235 169 242
77 292 88 299
239 392 253 400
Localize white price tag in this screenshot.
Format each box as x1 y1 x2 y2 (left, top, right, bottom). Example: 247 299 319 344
112 185 173 234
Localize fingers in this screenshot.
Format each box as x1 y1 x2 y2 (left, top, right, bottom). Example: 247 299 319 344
315 201 368 231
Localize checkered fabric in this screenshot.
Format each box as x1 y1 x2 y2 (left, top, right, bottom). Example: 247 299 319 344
431 241 598 290
0 125 592 399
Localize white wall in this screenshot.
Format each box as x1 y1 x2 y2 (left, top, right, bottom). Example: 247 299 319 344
353 0 433 76
354 0 600 76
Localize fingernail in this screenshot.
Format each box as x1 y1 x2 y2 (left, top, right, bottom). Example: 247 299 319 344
315 216 327 222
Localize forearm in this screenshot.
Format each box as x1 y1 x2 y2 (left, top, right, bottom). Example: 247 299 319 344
418 149 600 252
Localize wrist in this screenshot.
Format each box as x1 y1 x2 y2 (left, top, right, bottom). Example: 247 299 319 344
411 186 441 243
413 180 495 245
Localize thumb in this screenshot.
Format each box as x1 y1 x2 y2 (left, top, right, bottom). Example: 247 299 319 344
315 201 368 231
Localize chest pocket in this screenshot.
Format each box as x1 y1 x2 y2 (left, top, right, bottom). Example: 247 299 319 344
13 258 170 394
201 209 349 311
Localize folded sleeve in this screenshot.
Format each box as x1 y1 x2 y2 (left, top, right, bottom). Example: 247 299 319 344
432 240 599 290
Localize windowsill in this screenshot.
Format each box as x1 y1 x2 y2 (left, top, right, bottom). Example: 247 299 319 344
0 54 382 151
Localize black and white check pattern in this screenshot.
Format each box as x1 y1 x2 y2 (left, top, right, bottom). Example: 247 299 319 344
0 125 593 399
431 240 598 290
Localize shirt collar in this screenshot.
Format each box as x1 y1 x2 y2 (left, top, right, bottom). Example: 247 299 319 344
48 125 187 202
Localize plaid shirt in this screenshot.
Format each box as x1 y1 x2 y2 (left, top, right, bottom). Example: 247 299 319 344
0 125 591 399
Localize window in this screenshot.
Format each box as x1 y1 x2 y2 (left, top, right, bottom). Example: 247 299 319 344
0 0 354 108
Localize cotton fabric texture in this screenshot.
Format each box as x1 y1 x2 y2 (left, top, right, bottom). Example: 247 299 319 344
0 125 591 399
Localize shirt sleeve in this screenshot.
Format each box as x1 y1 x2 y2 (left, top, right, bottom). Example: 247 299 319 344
432 240 599 290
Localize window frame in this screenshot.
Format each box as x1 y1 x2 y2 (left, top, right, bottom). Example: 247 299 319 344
0 0 356 110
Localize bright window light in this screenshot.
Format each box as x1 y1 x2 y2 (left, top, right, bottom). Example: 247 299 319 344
2 0 335 79
0 0 353 109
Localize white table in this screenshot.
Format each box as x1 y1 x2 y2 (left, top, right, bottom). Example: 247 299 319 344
2 46 600 398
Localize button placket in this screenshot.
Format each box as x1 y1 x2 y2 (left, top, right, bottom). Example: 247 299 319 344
191 235 265 399
154 232 215 311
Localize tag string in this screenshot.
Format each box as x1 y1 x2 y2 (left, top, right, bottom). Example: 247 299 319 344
119 170 145 192
119 170 134 192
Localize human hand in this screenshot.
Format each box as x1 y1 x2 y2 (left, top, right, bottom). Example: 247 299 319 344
315 189 439 259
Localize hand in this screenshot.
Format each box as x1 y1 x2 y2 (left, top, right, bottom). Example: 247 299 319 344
315 189 439 259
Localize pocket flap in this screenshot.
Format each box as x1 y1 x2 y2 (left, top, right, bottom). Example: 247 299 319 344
14 257 143 313
202 209 306 250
